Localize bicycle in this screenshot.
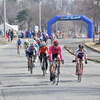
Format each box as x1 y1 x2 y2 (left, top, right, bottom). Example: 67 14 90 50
17 45 20 54
51 59 63 85
29 55 35 74
40 54 49 76
72 59 87 82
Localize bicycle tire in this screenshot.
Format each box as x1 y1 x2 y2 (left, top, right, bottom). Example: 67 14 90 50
56 68 59 85
30 67 33 74
30 58 33 74
43 60 46 76
78 63 82 82
53 73 56 84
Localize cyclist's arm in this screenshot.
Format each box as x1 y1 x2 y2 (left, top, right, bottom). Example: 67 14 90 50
49 46 52 61
46 47 49 56
59 47 63 60
38 48 41 56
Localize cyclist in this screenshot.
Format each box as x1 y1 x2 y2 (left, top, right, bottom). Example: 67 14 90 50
17 38 22 53
40 37 43 42
49 40 63 81
38 42 49 73
27 43 37 71
44 34 49 44
75 43 87 75
50 34 55 45
24 39 30 57
36 38 41 47
33 40 39 62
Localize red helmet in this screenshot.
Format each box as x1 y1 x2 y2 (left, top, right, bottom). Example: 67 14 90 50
53 40 59 46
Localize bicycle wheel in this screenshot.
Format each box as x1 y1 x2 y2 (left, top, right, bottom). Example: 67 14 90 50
52 64 56 84
56 67 59 85
78 64 82 82
42 60 46 76
53 72 56 84
30 58 33 74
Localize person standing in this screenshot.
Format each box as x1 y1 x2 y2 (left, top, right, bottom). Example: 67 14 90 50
11 29 14 41
7 29 11 42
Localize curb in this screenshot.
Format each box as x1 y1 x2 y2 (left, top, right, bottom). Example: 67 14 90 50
64 44 100 63
85 43 100 53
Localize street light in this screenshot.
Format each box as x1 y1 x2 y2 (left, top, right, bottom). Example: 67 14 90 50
3 0 6 38
39 0 41 31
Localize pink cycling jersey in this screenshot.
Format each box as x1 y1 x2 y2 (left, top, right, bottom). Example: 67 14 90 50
49 45 63 61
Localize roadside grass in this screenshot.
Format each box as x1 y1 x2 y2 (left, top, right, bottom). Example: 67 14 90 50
0 41 9 45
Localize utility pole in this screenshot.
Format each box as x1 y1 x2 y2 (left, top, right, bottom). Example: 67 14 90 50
3 0 6 38
39 0 41 31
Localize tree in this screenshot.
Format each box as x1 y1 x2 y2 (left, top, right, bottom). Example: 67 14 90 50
16 9 30 29
16 9 29 23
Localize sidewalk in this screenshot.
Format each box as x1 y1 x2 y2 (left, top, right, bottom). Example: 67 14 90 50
64 41 100 63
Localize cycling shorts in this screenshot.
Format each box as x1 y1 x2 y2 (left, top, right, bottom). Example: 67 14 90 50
18 43 21 46
77 55 84 60
28 52 33 58
52 54 58 60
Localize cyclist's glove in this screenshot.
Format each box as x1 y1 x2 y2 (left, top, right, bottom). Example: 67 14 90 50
72 60 76 62
62 60 64 64
85 59 87 64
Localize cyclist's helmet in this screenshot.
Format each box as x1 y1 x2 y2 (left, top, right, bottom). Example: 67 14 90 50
25 39 28 43
18 38 21 41
40 37 43 40
79 43 84 48
33 40 36 44
53 40 59 46
30 43 35 47
36 38 39 41
40 42 46 47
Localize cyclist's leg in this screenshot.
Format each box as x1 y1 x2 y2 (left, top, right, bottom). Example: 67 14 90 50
33 52 36 62
57 54 61 73
44 53 48 70
76 56 79 75
17 44 19 51
81 56 85 74
40 53 43 63
28 56 31 70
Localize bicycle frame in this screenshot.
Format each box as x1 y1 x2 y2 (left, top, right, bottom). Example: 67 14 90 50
41 54 49 76
29 55 35 74
78 58 82 82
52 59 61 85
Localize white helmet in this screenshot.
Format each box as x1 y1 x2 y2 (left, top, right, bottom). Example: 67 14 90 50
40 42 46 47
45 34 48 36
40 37 43 40
25 39 28 43
36 38 39 41
30 43 35 47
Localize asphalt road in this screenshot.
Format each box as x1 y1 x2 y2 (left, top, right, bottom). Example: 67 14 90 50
63 38 100 61
0 38 100 100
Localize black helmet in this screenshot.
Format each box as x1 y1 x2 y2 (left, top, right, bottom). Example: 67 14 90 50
79 43 84 48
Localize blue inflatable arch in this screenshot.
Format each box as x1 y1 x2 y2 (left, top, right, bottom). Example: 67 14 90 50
47 15 93 38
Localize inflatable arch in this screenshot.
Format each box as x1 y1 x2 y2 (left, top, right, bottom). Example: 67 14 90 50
47 15 93 38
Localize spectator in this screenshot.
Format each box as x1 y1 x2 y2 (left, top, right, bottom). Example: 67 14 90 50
11 30 14 41
7 29 11 42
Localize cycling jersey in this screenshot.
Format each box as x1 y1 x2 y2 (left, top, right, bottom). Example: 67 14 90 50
76 48 87 59
17 40 22 45
37 40 41 46
38 46 49 56
49 45 63 61
27 46 37 56
24 42 29 47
